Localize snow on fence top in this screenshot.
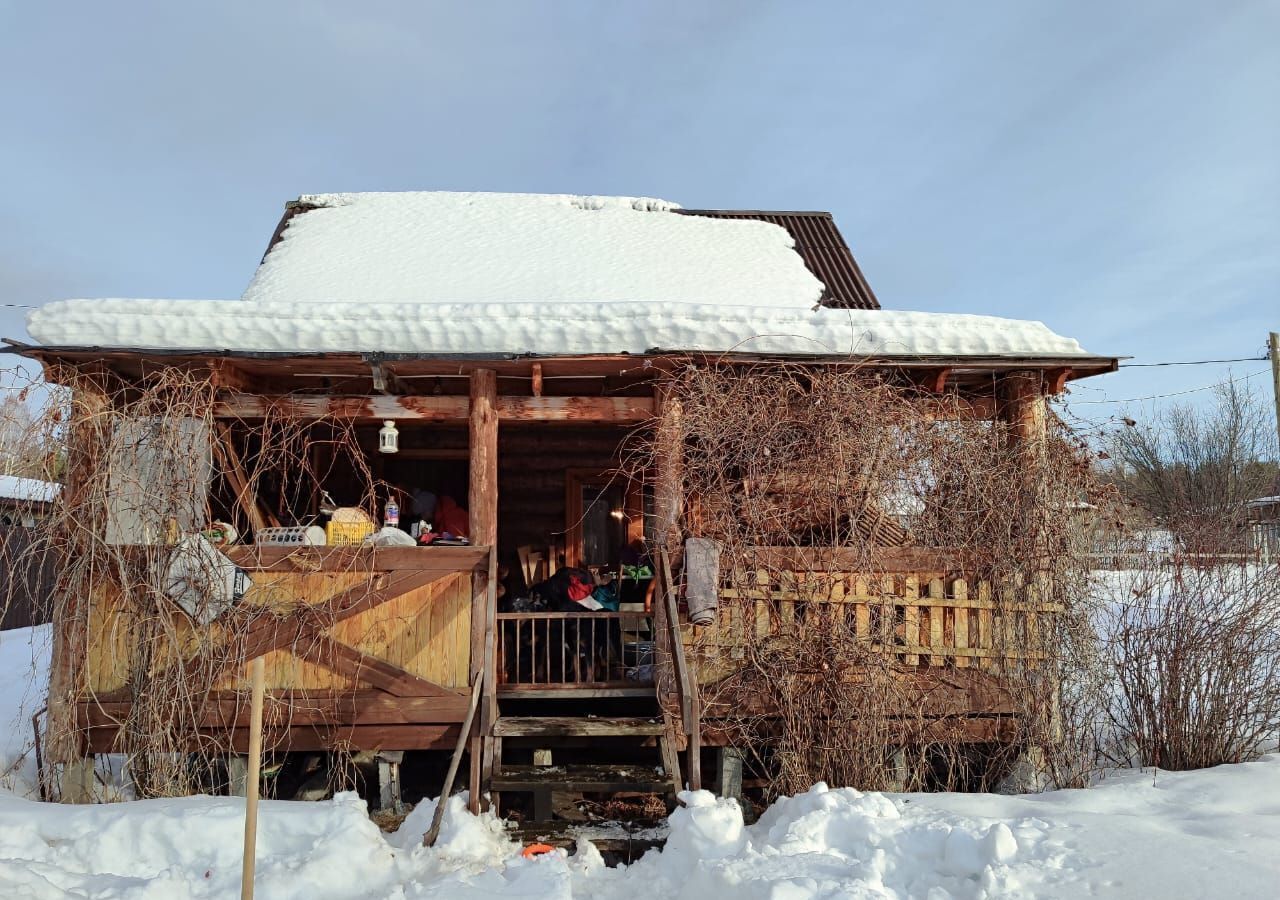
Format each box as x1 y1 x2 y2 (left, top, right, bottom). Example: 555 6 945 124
24 191 1098 359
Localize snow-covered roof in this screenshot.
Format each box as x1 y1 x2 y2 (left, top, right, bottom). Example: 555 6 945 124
27 300 1093 358
245 192 826 308
0 475 59 504
24 191 1104 360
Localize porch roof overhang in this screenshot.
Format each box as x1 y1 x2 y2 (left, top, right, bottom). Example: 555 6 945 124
7 341 1120 408
7 342 1120 377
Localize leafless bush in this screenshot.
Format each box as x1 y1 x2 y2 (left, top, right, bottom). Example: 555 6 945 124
0 364 394 799
638 364 1113 794
1106 381 1279 554
1104 558 1280 770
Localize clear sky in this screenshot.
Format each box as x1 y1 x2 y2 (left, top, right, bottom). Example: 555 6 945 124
1 1 1276 431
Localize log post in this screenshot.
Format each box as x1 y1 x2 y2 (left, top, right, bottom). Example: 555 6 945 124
653 382 684 561
468 369 498 548
467 371 498 813
999 369 1060 759
46 369 111 793
998 370 1048 458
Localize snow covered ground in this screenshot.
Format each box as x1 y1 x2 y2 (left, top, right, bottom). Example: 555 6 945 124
0 624 51 798
2 617 1278 898
0 763 1278 898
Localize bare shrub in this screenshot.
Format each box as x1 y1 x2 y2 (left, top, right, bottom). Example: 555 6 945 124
1104 558 1280 770
638 364 1113 795
1107 381 1279 554
0 364 394 799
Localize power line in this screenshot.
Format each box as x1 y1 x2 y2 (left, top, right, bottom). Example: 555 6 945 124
1119 355 1267 367
1069 369 1269 404
0 304 36 310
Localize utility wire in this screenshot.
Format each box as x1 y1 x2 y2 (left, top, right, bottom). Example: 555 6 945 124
1069 369 1269 404
1119 355 1267 367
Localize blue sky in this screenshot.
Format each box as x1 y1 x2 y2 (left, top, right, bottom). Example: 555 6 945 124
1 1 1276 429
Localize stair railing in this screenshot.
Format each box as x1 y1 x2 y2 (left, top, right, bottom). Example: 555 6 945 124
658 546 702 790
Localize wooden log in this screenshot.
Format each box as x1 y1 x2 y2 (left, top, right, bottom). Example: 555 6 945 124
240 656 265 900
425 676 483 847
86 723 461 754
213 393 653 424
47 369 109 768
213 421 277 533
493 716 668 737
82 691 475 728
999 371 1048 456
469 371 499 548
653 384 684 559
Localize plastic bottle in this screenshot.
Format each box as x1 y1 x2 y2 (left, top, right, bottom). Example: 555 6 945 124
385 499 400 528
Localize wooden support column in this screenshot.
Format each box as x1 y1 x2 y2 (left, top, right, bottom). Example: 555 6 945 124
467 371 498 813
46 370 110 785
999 371 1048 459
653 383 684 560
468 369 498 548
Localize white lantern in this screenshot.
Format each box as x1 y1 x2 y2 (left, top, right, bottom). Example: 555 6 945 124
378 420 399 454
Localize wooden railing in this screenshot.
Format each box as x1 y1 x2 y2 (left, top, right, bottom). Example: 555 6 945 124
495 610 654 692
684 570 1059 679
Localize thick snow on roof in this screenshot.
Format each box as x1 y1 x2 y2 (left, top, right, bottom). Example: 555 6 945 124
0 475 58 504
24 191 1102 359
242 192 825 308
27 299 1094 358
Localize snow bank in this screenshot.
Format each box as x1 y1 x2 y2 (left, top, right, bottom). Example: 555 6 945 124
26 299 1093 358
2 759 1278 898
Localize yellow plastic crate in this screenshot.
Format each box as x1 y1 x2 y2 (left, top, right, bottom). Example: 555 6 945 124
325 519 374 546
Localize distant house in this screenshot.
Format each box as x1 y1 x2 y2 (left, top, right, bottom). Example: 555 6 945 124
1247 496 1280 561
0 474 59 527
0 475 58 630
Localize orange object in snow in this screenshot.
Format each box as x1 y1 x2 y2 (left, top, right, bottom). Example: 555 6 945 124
521 843 556 859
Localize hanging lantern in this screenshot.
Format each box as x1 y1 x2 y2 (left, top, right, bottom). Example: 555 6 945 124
378 420 399 454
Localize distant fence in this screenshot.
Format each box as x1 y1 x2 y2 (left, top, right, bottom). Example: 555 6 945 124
0 527 55 630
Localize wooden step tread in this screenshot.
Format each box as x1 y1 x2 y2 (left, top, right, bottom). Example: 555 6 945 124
496 686 656 699
493 716 667 737
493 764 672 793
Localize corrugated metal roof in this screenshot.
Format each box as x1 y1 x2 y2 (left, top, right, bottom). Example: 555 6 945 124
678 209 881 310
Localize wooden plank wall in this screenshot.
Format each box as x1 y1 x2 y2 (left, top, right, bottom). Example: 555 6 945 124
496 426 633 578
84 571 472 695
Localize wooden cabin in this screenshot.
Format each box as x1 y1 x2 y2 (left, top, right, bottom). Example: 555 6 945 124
14 192 1118 812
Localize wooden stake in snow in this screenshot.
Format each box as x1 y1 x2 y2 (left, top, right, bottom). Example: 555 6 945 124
241 656 266 900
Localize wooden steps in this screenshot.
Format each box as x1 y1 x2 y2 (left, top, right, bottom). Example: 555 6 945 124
493 716 667 738
492 764 673 795
487 716 684 821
